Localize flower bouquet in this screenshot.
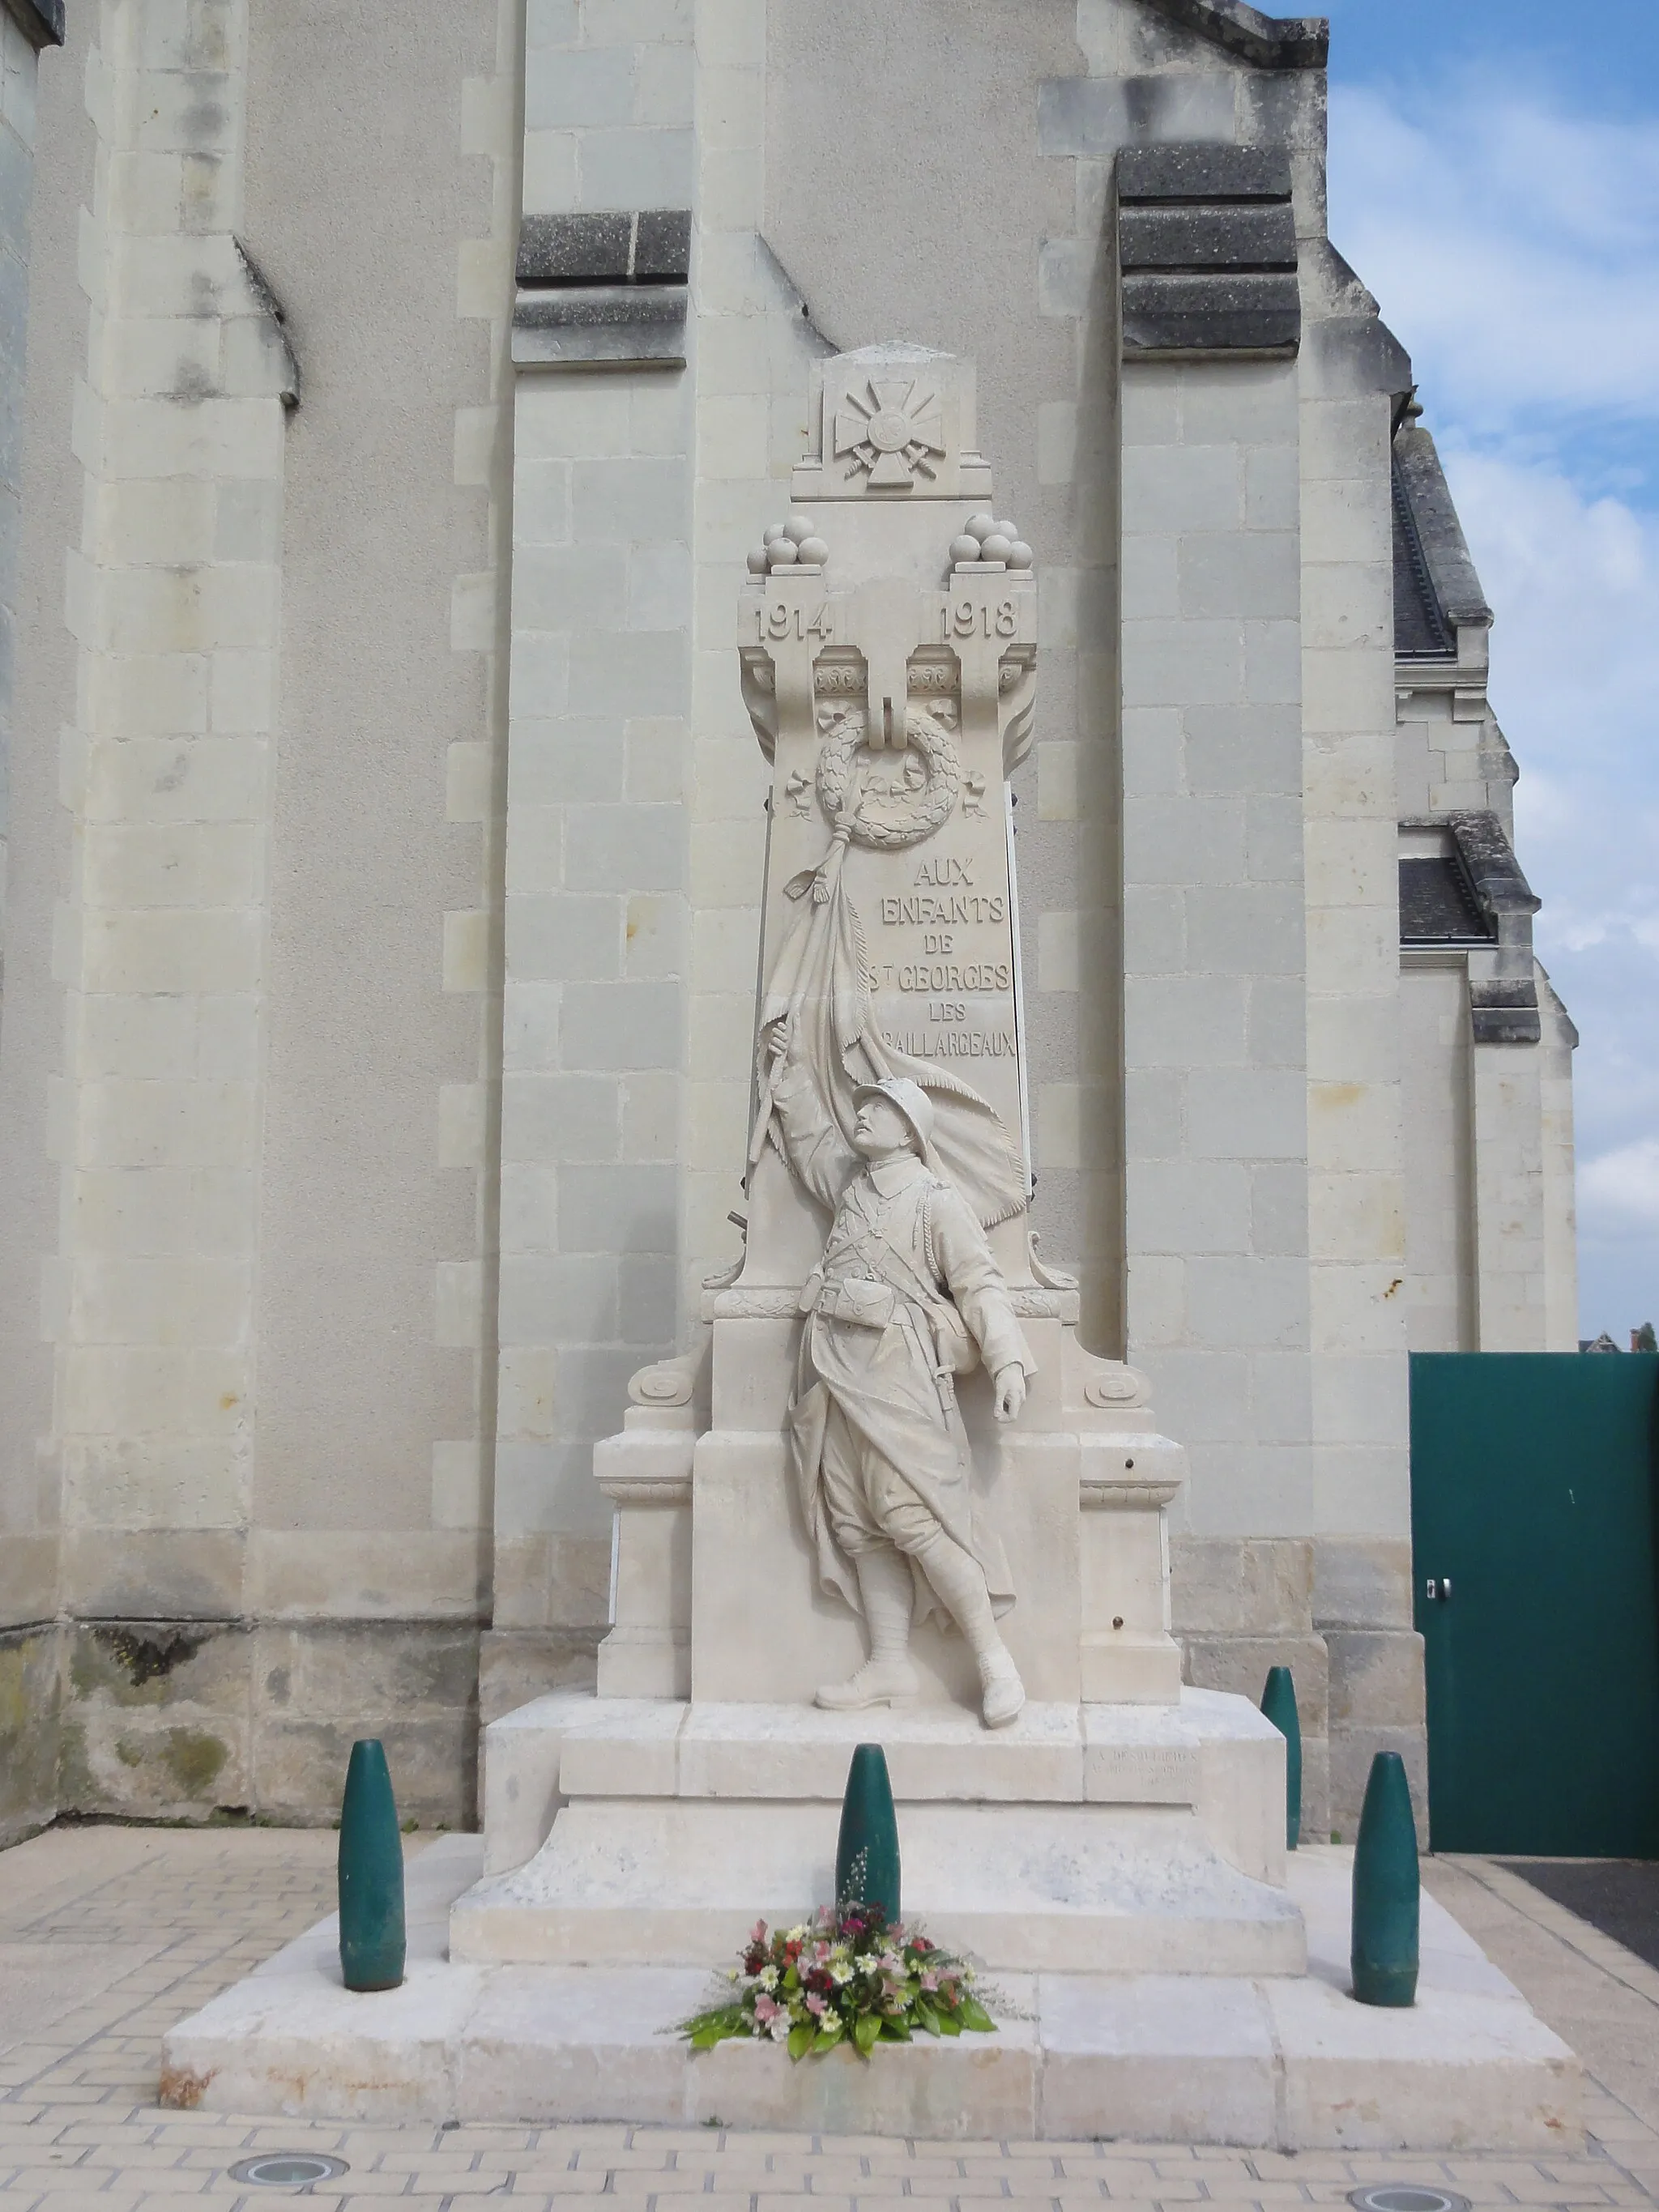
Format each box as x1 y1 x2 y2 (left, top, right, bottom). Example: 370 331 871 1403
676 1902 996 2061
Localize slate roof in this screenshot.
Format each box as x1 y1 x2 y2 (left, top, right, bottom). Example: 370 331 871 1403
2 0 62 45
1393 423 1492 661
1399 856 1494 946
1393 463 1453 658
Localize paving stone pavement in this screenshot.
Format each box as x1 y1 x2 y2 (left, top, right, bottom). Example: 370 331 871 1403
0 1828 1657 2212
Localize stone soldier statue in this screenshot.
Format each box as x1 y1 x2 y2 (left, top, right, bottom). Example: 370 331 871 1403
765 1025 1035 1728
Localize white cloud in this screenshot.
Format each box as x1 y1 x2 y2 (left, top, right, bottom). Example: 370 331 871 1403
1328 83 1659 427
1580 1140 1659 1237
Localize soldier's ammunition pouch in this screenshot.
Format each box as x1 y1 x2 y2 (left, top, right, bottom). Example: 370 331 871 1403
812 1276 898 1328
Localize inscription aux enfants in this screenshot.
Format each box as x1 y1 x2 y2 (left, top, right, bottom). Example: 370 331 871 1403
875 859 1016 1059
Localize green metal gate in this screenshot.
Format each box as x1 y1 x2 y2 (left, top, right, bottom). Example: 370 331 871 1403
1410 1353 1659 1856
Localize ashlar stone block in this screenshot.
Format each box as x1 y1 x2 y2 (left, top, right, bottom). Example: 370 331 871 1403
1186 1066 1306 1161
1122 443 1240 533
1186 1256 1308 1353
1128 1160 1252 1255
1122 617 1242 709
559 977 683 1070
1124 973 1247 1068
1178 531 1298 621
525 45 634 133
578 127 696 212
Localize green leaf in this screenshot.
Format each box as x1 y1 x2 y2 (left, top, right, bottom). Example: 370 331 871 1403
958 1997 996 2034
879 2015 912 2041
915 1999 940 2037
935 2006 962 2036
816 2014 843 2046
854 2011 882 2056
787 2020 816 2062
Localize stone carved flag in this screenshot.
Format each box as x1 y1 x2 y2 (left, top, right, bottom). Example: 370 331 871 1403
753 822 1028 1232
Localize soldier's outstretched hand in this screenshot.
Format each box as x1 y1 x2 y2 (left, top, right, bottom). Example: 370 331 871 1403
993 1364 1026 1423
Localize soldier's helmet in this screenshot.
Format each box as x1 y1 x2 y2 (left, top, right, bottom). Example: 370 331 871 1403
852 1076 934 1153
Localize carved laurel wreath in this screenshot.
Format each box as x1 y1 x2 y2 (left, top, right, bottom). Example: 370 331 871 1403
815 706 962 850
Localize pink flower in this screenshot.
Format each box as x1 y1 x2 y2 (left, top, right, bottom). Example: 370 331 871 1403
753 1993 781 2024
920 1970 940 1993
805 1993 827 2018
749 1920 768 1945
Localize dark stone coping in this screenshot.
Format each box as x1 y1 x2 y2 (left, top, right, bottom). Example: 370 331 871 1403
1120 202 1297 271
1393 424 1491 629
514 286 688 331
513 285 688 369
517 209 691 289
1443 810 1540 916
1401 813 1542 1046
3 0 63 49
1141 0 1326 67
1471 997 1543 1046
1117 143 1292 203
1121 270 1299 355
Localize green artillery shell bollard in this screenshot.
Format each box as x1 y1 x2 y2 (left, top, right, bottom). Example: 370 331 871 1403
836 1742 901 1928
1350 1750 1419 2007
1260 1665 1302 1850
338 1738 406 1992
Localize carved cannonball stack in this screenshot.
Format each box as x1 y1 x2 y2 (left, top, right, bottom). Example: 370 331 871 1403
949 512 1034 576
747 515 830 575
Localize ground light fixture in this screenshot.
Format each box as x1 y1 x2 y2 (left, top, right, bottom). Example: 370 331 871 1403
226 2155 350 2189
1348 2189 1470 2212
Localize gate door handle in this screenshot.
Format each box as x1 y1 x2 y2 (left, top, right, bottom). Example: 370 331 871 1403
1424 1575 1452 1603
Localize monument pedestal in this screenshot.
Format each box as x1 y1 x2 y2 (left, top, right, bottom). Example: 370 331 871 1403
450 1688 1303 1976
159 1834 1581 2146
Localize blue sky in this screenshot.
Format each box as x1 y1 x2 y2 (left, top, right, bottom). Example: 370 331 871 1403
1322 0 1659 1343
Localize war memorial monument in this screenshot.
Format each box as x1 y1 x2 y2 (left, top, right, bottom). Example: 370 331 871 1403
159 350 1576 2143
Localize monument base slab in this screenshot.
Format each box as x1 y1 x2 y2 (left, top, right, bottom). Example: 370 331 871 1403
159 1836 1582 2150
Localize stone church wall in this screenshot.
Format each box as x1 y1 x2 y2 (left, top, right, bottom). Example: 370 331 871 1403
0 0 1519 1839
0 0 75 1843
0 0 523 1835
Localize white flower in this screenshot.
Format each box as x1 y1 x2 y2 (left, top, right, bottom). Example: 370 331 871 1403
768 2008 791 2042
757 1965 779 1992
830 1960 853 1985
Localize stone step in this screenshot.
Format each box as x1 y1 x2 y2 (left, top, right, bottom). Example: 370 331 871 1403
481 1685 1287 1885
160 1837 1582 2150
449 1797 1307 1975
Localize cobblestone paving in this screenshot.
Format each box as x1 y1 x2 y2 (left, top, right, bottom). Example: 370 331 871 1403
1 1829 1657 2212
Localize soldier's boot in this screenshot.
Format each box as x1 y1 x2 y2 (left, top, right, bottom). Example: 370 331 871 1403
915 1533 1026 1729
815 1547 920 1710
